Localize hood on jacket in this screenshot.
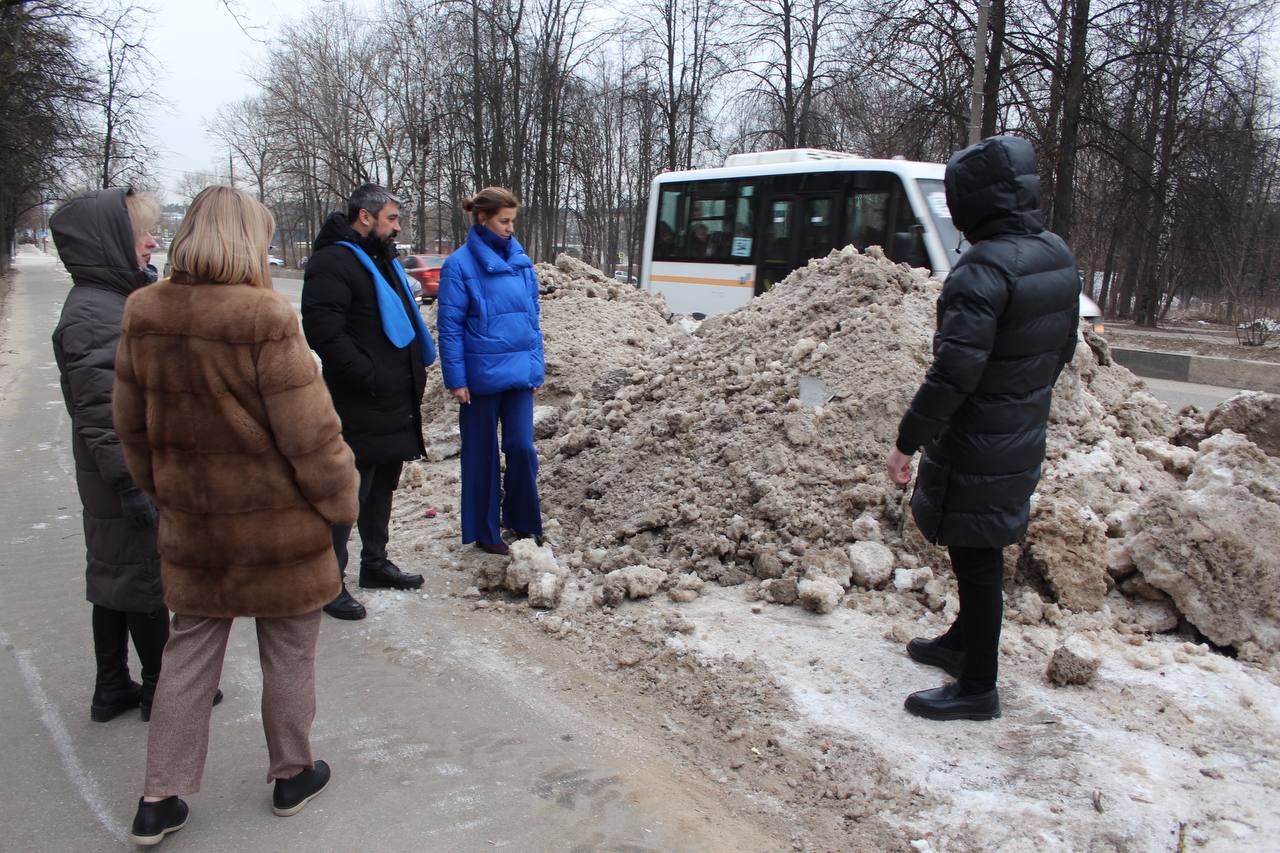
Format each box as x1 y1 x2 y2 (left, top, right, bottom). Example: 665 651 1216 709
313 211 396 260
50 187 150 296
944 136 1045 242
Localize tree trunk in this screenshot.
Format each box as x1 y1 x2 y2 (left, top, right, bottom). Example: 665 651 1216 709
1049 0 1090 241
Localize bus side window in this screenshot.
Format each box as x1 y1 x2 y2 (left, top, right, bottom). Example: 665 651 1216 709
767 199 793 262
659 179 756 262
885 181 929 268
845 190 890 251
658 189 685 258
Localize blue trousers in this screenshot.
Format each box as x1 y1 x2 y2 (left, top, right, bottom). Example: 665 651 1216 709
458 388 542 544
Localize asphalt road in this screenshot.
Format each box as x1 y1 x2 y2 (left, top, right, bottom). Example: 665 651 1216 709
1140 376 1240 410
0 252 752 852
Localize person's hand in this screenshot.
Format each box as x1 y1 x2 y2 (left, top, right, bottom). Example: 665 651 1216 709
532 384 543 396
886 447 914 486
120 489 159 530
450 386 471 404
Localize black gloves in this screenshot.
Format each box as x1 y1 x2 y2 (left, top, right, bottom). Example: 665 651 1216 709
120 489 159 531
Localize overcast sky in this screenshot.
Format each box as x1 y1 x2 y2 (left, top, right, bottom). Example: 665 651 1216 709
146 0 315 198
146 1 1279 202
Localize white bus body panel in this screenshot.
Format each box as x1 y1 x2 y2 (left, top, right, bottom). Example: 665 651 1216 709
641 156 953 317
648 261 757 316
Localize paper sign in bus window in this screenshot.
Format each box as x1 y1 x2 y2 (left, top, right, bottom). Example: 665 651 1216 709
731 237 753 257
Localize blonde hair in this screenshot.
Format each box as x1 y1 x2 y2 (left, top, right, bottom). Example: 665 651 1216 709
168 185 275 288
124 189 160 239
462 187 520 223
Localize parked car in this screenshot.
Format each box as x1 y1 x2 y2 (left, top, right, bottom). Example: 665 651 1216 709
402 253 448 302
268 255 285 267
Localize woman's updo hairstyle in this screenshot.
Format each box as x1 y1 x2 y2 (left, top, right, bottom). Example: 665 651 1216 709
462 187 520 223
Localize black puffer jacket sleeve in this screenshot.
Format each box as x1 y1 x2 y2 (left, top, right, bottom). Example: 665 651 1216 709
896 263 1009 455
301 260 377 396
58 307 136 494
1055 316 1079 380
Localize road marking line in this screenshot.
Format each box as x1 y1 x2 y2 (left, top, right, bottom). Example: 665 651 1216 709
0 628 125 844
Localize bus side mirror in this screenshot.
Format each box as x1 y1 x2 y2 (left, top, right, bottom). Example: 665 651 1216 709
891 224 928 268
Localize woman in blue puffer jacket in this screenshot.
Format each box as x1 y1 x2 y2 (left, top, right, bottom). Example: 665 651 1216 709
437 187 545 555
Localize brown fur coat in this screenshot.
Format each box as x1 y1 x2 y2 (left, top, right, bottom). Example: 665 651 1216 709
114 274 359 617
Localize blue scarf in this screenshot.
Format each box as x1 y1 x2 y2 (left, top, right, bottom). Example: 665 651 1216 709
335 241 437 366
472 223 513 260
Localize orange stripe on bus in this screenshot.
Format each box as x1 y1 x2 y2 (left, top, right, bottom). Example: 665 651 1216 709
650 274 755 288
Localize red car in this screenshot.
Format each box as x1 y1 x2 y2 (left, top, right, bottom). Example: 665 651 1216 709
401 253 448 302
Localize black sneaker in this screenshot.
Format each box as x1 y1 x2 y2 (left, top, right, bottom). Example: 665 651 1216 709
272 759 331 817
904 682 1001 721
128 796 188 846
142 688 223 723
323 586 367 620
358 559 424 590
906 637 966 680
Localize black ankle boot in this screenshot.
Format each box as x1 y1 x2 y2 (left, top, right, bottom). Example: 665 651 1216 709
358 558 423 590
904 682 1001 721
273 760 331 816
128 796 188 845
90 679 142 722
906 636 966 679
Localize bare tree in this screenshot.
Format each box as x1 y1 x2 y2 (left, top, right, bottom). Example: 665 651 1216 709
735 0 853 149
92 2 154 188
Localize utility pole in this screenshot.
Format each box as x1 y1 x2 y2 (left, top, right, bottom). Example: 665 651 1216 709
968 0 991 145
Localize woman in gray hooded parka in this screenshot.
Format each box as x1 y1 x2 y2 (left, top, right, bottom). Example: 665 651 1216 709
50 187 206 723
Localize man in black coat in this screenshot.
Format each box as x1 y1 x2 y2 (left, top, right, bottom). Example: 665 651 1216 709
302 184 432 620
886 136 1080 721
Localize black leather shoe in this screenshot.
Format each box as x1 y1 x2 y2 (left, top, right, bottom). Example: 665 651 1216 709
90 680 142 723
477 541 510 556
273 759 331 816
128 796 188 845
510 530 544 546
358 559 424 590
906 637 966 680
323 586 367 620
904 682 1001 721
141 688 223 723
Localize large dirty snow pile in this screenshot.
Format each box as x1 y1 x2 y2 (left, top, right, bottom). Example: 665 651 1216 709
499 247 1280 664
421 254 681 432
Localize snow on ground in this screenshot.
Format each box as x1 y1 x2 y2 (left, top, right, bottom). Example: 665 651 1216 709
677 586 1280 851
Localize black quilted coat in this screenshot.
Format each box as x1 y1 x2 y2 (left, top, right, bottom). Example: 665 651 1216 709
50 188 163 612
896 136 1080 548
301 214 427 466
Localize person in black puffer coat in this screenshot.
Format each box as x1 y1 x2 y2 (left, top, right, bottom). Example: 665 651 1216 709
886 136 1081 721
302 184 436 620
51 188 170 722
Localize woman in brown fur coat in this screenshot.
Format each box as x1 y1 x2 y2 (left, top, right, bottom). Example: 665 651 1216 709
113 186 359 845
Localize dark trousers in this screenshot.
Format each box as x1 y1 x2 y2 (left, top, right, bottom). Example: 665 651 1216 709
144 611 320 795
937 545 1004 692
458 388 541 545
331 459 403 577
92 604 168 694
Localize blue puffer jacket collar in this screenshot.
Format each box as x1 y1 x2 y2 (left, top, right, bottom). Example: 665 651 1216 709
465 226 533 275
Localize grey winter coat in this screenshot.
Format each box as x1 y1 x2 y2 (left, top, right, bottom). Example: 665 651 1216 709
51 188 163 612
895 136 1080 548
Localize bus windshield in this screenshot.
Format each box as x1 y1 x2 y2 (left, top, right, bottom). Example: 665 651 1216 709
917 179 965 269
